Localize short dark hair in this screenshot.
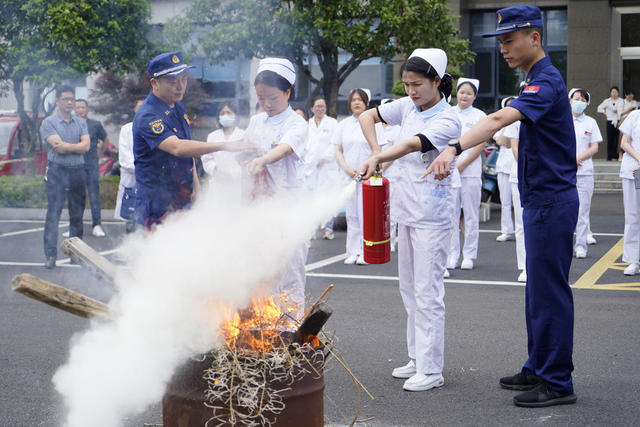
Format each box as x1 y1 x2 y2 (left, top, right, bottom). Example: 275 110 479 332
75 98 89 107
521 26 544 43
56 85 75 99
347 88 369 113
254 70 295 99
611 86 620 93
624 89 635 97
311 97 326 107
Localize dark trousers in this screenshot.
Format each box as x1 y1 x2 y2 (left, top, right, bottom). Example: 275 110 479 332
84 163 101 226
606 121 620 160
44 163 86 258
521 193 579 394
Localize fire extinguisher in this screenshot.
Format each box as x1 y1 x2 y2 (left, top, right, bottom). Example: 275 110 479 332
362 173 390 264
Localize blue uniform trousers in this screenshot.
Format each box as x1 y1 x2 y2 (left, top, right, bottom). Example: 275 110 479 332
44 163 86 258
521 192 579 394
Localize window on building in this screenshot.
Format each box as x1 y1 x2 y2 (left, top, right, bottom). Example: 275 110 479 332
470 8 568 112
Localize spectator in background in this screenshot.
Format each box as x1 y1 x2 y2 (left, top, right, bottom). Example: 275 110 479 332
114 98 144 233
74 99 110 237
618 89 638 161
294 108 309 121
202 104 246 182
597 86 622 161
40 85 90 269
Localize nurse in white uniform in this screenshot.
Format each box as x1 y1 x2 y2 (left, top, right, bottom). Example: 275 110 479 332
448 78 486 270
334 88 375 265
202 104 246 182
494 96 517 242
359 48 461 392
305 97 339 239
569 88 602 259
618 109 640 275
245 57 309 314
378 98 402 251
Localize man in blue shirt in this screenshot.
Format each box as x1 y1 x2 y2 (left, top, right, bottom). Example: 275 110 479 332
40 85 90 269
133 51 250 228
426 5 579 407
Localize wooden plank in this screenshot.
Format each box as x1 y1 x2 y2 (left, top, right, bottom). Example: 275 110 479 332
11 273 110 319
60 237 117 282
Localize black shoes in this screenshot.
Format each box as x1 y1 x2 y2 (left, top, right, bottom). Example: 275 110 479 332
44 256 56 269
499 373 543 391
513 383 578 408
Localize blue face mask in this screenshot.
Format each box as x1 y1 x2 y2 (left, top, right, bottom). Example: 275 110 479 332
219 114 236 128
571 100 587 115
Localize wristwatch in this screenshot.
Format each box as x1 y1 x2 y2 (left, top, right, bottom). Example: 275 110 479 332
448 139 462 156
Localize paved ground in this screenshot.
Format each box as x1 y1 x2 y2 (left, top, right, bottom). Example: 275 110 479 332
1 192 639 426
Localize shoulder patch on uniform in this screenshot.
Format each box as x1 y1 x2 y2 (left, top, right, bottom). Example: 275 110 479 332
522 85 540 94
149 119 165 134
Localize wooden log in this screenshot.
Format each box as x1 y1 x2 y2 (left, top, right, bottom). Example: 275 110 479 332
60 237 117 282
11 273 111 319
295 303 332 344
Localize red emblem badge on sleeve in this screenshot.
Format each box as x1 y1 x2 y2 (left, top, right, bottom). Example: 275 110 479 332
522 85 540 94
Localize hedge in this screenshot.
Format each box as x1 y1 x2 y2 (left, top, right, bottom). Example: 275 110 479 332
0 175 120 209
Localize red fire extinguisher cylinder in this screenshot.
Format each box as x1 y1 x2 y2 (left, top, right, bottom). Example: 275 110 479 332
362 175 390 264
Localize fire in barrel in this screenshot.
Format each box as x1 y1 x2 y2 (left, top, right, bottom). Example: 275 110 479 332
163 295 332 426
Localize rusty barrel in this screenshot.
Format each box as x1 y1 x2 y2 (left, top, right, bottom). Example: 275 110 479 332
163 350 324 426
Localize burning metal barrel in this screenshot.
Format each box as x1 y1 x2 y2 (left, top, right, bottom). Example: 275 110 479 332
163 298 331 426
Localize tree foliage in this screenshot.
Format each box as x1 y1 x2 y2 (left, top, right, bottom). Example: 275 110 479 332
165 0 474 115
0 0 151 162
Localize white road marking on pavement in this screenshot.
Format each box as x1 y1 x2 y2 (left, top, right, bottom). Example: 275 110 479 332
0 248 120 267
306 272 526 287
305 253 348 271
479 229 623 237
0 226 45 237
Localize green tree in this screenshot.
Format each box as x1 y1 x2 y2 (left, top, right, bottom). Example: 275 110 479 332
165 0 473 115
0 0 151 165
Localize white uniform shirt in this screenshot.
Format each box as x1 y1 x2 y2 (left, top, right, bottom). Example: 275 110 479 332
597 97 623 125
244 107 307 190
454 105 486 178
573 114 602 176
333 115 373 170
619 110 640 179
203 127 246 179
378 124 402 180
305 115 338 187
118 122 136 188
505 121 521 184
495 126 515 175
377 96 461 229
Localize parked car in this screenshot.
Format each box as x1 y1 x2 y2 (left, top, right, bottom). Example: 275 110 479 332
0 113 47 176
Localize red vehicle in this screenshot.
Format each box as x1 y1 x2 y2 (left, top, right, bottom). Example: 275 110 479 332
0 114 47 176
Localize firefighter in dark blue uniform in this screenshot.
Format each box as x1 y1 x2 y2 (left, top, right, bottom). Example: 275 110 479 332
426 5 579 407
133 51 250 228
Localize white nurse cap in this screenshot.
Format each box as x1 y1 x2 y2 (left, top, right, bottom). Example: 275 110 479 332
408 48 447 78
361 88 371 102
457 77 480 92
568 87 590 105
501 96 517 109
257 57 296 85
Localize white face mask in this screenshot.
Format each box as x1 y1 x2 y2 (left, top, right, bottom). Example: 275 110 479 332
571 100 587 115
219 114 236 128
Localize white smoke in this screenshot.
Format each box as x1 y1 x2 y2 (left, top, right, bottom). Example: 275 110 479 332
52 178 355 427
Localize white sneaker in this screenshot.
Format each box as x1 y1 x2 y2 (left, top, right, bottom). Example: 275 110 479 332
624 263 640 276
92 225 106 237
587 235 597 245
518 270 527 282
390 244 396 252
323 228 334 240
403 373 444 392
356 254 368 265
444 269 450 278
62 230 70 238
392 360 416 379
446 255 458 270
344 254 358 265
460 259 474 270
496 233 515 242
575 249 587 259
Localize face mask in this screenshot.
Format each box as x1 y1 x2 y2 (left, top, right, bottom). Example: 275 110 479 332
571 100 587 115
219 114 236 127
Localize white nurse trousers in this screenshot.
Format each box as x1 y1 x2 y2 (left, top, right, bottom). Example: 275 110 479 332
623 178 640 264
273 240 310 320
511 183 526 271
345 181 363 256
497 172 514 235
398 224 449 375
575 175 594 253
449 177 481 261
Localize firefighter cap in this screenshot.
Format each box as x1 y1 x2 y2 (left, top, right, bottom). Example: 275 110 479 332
147 51 194 78
483 5 543 38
